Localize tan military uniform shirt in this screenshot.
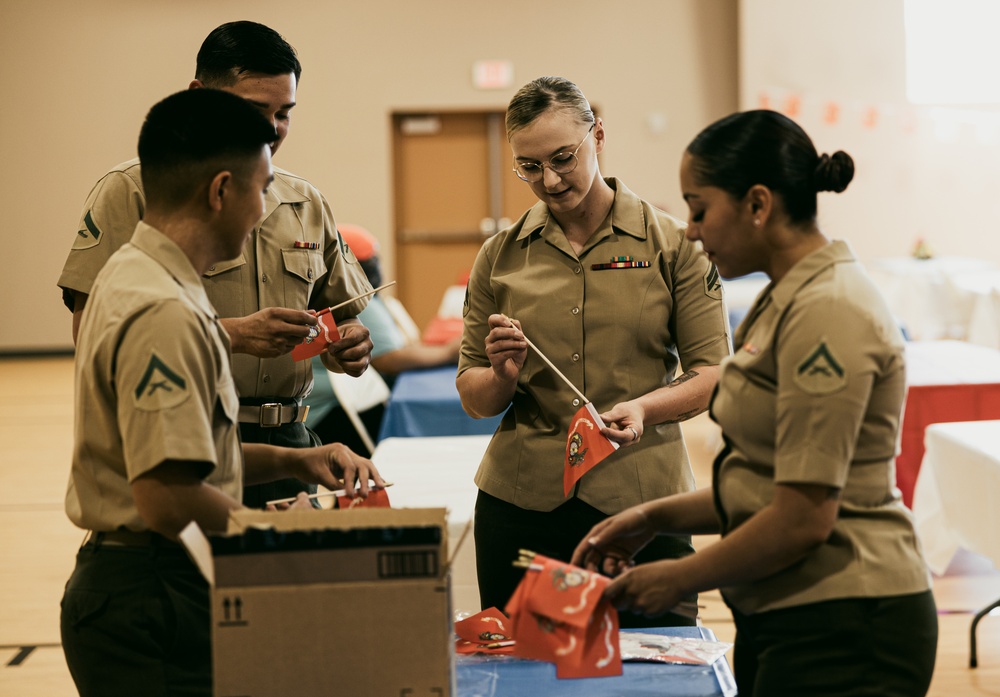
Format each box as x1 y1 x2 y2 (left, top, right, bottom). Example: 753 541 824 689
459 178 731 513
58 159 372 399
711 240 931 614
66 222 243 532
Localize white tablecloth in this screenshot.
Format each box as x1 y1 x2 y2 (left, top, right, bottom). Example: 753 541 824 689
912 420 1000 575
371 435 490 614
869 256 1000 341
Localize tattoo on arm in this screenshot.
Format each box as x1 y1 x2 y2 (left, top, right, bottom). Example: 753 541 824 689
662 408 704 424
668 369 699 388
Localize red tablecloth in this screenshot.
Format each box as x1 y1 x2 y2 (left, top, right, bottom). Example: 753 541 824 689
897 342 1000 507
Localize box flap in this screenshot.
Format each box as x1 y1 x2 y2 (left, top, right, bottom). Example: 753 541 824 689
227 506 447 533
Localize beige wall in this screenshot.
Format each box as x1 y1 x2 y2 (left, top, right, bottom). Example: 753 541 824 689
740 0 1000 264
1 0 738 352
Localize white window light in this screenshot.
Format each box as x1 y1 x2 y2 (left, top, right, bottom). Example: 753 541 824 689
905 0 1000 104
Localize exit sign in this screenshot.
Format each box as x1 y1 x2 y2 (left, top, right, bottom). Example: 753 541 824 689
472 60 514 90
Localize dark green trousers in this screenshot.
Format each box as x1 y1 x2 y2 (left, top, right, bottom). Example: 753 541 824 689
61 540 210 697
474 490 698 629
730 590 938 697
239 420 322 509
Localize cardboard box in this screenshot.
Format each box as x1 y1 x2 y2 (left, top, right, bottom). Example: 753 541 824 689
181 507 454 697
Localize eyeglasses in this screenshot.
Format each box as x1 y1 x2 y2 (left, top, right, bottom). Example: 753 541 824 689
512 123 595 182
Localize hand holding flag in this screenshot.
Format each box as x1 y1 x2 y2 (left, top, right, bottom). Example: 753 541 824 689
290 282 396 362
505 318 620 495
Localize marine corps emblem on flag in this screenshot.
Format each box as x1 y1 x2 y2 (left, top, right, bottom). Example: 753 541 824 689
290 309 341 362
564 403 619 495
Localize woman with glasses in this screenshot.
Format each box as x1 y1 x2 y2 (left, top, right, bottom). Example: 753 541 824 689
456 76 731 627
571 110 937 696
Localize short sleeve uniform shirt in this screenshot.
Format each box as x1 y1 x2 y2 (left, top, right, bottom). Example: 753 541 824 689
711 240 931 614
458 178 731 514
58 160 372 400
66 222 243 532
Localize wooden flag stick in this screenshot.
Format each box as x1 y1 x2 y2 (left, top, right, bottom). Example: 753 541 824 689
504 319 589 404
522 332 589 404
326 281 397 313
266 481 394 507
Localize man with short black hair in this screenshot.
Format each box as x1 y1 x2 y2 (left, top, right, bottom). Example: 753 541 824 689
58 21 373 508
61 88 384 697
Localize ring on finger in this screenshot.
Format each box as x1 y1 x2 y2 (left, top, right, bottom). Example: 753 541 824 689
628 427 639 442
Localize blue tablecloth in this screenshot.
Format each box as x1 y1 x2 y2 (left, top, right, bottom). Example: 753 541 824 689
457 626 736 697
377 365 505 440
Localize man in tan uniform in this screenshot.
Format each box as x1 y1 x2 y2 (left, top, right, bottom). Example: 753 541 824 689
57 21 373 508
61 88 383 697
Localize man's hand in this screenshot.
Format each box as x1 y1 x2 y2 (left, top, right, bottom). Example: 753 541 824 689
324 319 373 377
293 442 386 497
221 308 317 357
570 506 656 577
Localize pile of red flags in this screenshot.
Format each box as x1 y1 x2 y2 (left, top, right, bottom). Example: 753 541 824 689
504 551 622 678
564 402 619 496
291 309 340 362
454 607 516 655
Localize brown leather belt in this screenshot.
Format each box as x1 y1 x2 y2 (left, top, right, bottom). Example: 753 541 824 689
237 402 309 427
83 529 179 548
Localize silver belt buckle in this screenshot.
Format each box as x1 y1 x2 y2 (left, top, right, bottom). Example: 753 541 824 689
259 402 283 428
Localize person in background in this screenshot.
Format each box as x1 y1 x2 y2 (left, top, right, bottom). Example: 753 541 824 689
305 223 461 451
572 110 937 696
61 88 384 697
457 76 730 627
57 21 373 509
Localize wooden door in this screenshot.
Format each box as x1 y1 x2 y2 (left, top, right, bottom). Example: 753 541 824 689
392 112 536 331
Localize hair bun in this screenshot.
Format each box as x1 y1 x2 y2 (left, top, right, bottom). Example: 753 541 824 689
815 151 855 193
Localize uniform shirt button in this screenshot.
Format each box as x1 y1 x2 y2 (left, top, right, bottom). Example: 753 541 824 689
263 375 270 383
574 266 582 274
572 353 580 362
571 307 580 315
261 273 269 283
572 398 581 407
307 269 314 279
208 265 216 272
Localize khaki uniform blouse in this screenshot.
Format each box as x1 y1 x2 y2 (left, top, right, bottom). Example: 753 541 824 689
58 159 372 399
711 240 931 614
459 178 731 513
66 223 243 532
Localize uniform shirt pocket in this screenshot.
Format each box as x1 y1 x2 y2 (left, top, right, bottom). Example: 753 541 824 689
280 249 326 306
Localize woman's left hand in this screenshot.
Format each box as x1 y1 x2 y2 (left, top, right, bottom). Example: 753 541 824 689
604 559 687 618
600 401 645 446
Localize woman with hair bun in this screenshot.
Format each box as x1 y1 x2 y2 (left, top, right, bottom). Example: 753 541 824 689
573 110 938 696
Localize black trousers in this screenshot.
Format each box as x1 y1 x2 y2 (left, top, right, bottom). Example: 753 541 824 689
61 540 211 697
730 590 938 697
474 490 698 629
239 420 321 509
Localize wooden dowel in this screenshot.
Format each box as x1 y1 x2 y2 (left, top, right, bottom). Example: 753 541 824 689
326 281 397 313
266 481 393 507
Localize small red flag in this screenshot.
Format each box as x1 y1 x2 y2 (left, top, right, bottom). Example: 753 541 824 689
564 403 619 496
454 607 516 655
335 487 391 509
290 308 341 362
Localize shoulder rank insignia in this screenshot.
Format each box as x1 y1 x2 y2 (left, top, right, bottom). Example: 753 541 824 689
133 353 190 411
793 341 847 395
703 265 722 300
72 210 103 251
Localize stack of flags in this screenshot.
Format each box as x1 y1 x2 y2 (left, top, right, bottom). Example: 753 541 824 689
504 550 622 678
